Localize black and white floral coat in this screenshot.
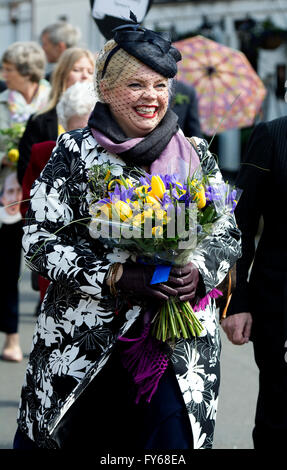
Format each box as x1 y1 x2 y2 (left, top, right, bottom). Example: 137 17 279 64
17 127 241 449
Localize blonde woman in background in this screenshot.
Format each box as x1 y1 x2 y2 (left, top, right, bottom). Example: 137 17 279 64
17 47 95 185
0 41 50 362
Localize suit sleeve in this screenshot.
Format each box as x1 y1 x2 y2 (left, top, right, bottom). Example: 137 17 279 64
227 122 272 315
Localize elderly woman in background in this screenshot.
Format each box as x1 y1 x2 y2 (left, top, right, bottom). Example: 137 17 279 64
17 47 95 185
0 41 50 362
21 80 97 301
14 22 241 449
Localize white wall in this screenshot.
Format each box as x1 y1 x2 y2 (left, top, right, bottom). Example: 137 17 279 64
0 1 32 58
32 0 103 54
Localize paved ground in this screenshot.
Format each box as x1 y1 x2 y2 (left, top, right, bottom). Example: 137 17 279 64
0 258 258 449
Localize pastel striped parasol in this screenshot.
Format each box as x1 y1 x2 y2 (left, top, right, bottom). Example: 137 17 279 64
174 35 267 135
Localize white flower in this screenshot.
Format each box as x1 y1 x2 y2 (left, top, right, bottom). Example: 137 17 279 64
39 315 63 347
36 377 53 408
177 376 192 403
30 180 73 223
63 298 113 328
189 414 207 449
98 152 125 171
61 307 78 337
197 306 216 337
106 248 130 263
81 147 99 168
22 225 57 254
63 298 96 331
47 245 77 272
216 259 230 285
206 390 218 421
61 133 80 153
207 373 217 382
82 262 108 296
48 345 91 381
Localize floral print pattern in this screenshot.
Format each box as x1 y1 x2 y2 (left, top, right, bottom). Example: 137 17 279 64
16 127 241 448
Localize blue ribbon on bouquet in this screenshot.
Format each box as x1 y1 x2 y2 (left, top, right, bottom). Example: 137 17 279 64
137 257 171 284
150 264 171 284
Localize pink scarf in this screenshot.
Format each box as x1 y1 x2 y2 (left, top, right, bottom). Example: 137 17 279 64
91 128 200 180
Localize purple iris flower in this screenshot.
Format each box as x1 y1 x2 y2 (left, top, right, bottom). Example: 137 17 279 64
205 185 221 203
162 174 179 186
109 183 121 202
226 188 238 213
162 192 172 206
139 175 151 186
97 197 110 205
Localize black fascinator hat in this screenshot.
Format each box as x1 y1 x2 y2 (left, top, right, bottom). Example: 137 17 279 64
101 12 182 79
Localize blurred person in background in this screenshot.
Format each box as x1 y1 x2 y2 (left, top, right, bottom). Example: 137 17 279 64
0 41 50 362
17 47 95 317
40 21 82 80
17 47 95 185
21 80 97 302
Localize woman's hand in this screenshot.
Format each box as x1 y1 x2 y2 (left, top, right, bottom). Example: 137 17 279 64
115 264 178 301
167 263 199 301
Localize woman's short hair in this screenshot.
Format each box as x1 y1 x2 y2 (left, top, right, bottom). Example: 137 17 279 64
2 41 46 83
56 81 97 129
96 40 142 101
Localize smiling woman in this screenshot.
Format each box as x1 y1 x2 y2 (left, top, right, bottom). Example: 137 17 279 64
13 19 241 450
101 65 169 137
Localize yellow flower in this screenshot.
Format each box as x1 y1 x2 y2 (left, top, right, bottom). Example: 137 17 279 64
152 226 163 237
131 200 141 211
145 195 161 208
108 179 123 190
193 183 206 209
154 208 167 221
113 200 133 221
150 175 166 199
142 208 154 219
125 178 134 187
135 185 150 197
131 213 143 227
104 170 111 181
8 148 19 163
94 203 111 219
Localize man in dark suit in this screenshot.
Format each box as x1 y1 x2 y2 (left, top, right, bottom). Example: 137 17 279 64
221 116 287 449
171 80 202 138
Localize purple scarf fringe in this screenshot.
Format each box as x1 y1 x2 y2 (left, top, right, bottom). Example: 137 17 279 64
117 289 222 404
118 322 169 404
193 288 222 312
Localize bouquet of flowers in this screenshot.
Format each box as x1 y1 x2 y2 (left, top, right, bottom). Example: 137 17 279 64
88 161 240 342
0 122 25 166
